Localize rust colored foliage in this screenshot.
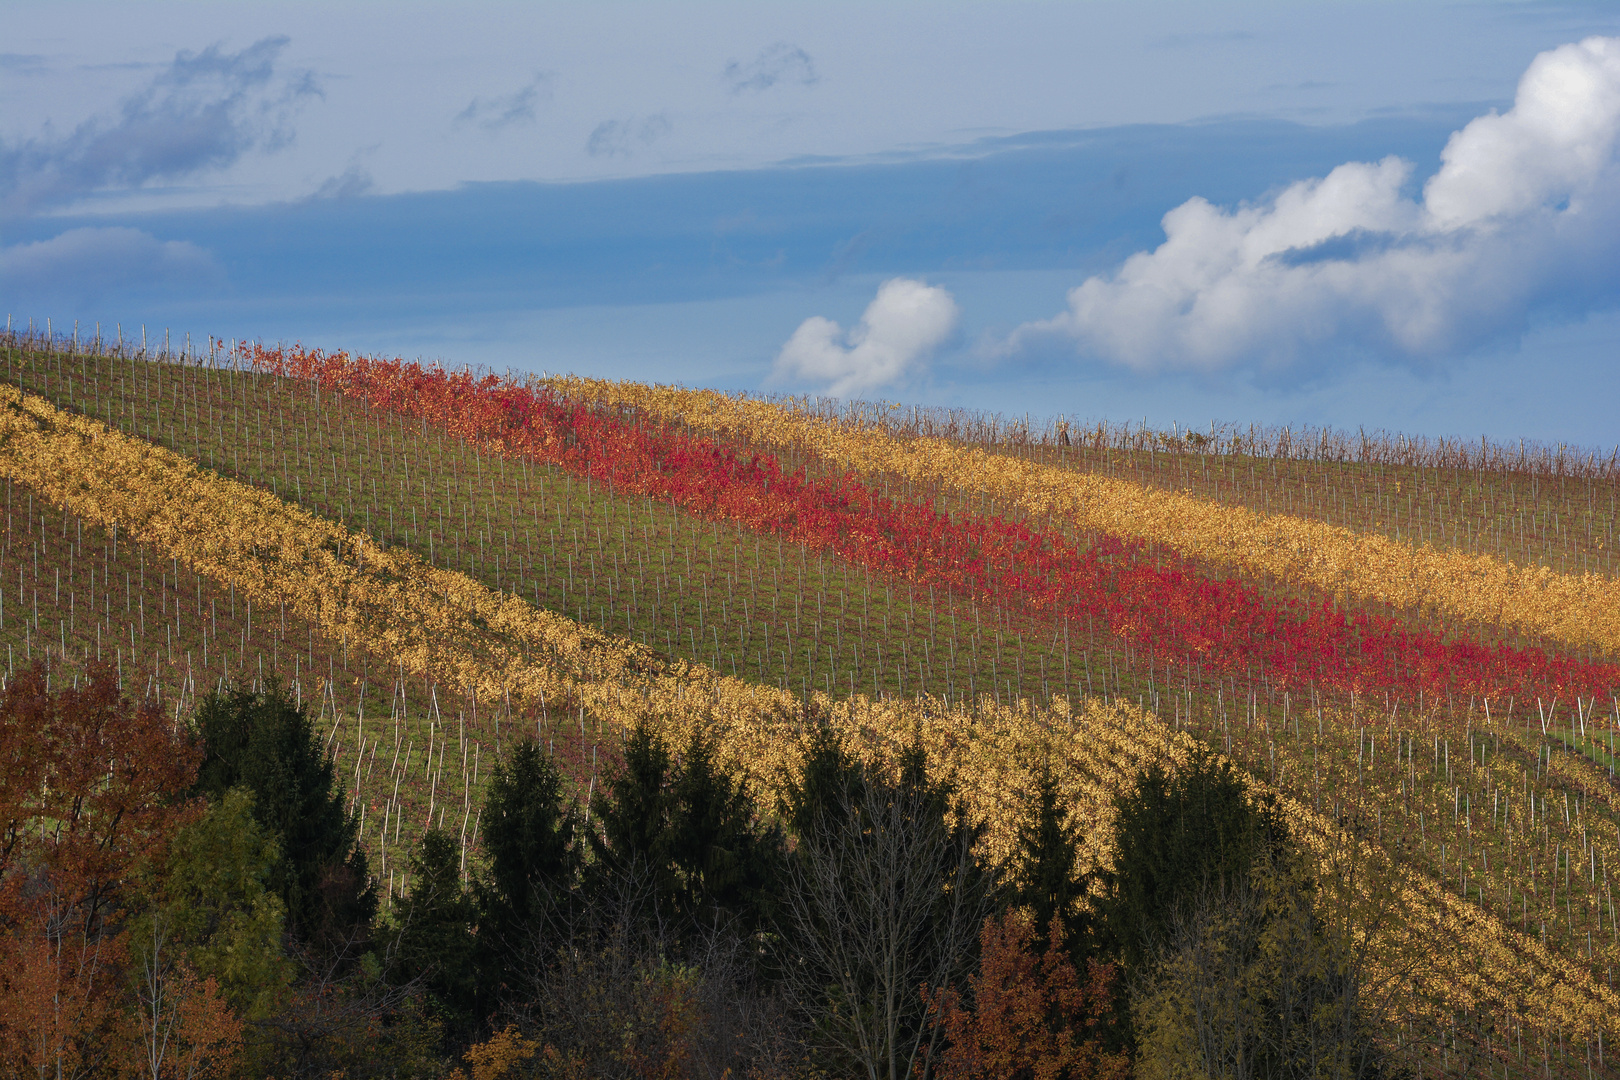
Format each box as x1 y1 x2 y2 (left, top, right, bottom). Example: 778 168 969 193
448 1024 539 1080
925 910 1130 1080
0 663 203 1078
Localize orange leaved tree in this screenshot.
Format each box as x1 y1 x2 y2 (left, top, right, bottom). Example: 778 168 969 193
924 910 1130 1080
0 663 206 1079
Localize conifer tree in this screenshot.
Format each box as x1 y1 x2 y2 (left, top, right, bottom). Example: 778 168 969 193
191 682 376 956
587 721 678 919
475 740 581 1010
784 722 863 840
667 733 784 937
1011 762 1089 955
394 830 479 1044
479 740 581 930
1100 749 1286 968
589 722 783 941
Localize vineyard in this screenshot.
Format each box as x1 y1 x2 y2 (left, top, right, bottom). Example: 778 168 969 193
2 323 1619 1078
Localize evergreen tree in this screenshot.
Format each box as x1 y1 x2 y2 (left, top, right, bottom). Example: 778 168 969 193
589 721 783 942
393 830 479 1045
667 733 784 936
784 722 863 841
141 788 294 1023
895 737 949 821
1099 748 1286 968
480 740 582 924
1011 762 1089 954
587 721 677 917
475 740 582 1005
191 681 376 955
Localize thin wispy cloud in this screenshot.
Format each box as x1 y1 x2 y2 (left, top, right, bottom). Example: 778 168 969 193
0 36 318 216
1149 30 1256 49
1001 35 1620 374
0 53 49 76
725 43 817 94
455 73 553 131
0 226 220 295
585 115 671 158
309 164 374 200
774 278 958 397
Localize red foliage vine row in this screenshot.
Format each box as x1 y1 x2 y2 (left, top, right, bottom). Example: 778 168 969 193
251 345 1620 705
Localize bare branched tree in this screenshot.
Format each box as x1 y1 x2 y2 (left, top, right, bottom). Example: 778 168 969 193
778 769 995 1080
247 923 434 1079
505 854 805 1080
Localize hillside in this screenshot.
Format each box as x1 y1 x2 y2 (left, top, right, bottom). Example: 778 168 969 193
2 327 1618 1076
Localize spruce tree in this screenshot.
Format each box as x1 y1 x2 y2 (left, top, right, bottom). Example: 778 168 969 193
587 721 677 917
479 740 582 930
1100 748 1286 967
589 722 783 942
393 830 479 1044
667 733 784 936
191 681 376 954
1012 761 1089 952
475 740 581 1006
784 723 863 840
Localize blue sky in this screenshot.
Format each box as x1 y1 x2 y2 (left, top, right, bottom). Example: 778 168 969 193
5 1 1620 446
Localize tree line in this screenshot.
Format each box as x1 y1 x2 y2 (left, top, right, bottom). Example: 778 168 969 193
0 665 1396 1079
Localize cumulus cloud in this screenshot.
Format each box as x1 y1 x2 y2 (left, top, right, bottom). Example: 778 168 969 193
1004 35 1620 372
455 73 553 130
0 227 221 295
774 278 958 397
0 36 318 215
585 115 671 157
724 43 817 94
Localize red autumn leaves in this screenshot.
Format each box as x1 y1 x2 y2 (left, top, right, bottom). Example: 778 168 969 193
254 344 1620 708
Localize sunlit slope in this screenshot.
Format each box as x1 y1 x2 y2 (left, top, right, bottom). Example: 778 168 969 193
0 371 1616 1069
742 395 1620 579
6 335 1620 1075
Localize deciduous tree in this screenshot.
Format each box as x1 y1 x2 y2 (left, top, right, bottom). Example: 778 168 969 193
924 910 1129 1080
0 663 201 1079
779 738 994 1080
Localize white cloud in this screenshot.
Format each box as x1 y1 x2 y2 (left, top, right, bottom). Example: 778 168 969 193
0 226 220 294
1005 36 1620 371
774 278 958 396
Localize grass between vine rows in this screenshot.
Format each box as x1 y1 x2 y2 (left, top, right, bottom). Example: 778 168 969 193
4 340 1619 1010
